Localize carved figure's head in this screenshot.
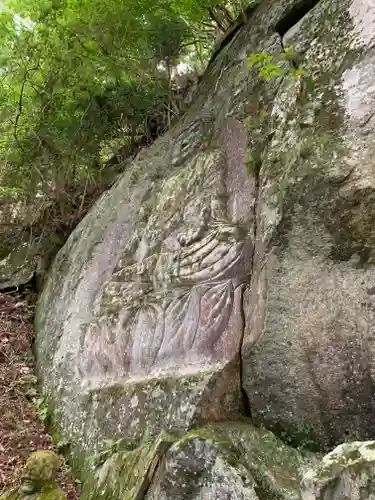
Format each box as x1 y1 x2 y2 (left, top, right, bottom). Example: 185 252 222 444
20 450 61 494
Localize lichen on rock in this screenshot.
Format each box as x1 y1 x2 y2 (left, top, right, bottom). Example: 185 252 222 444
301 441 375 500
145 424 314 500
79 424 315 500
81 432 175 500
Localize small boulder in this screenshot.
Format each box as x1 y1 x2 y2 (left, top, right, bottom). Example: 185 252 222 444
145 424 314 500
145 430 258 500
301 441 375 500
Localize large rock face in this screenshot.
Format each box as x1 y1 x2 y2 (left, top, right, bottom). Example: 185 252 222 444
35 15 259 459
242 0 375 449
35 0 375 495
35 120 253 456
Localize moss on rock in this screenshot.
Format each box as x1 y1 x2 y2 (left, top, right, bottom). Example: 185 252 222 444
80 432 175 500
0 450 66 500
301 440 375 499
76 423 317 499
204 422 316 500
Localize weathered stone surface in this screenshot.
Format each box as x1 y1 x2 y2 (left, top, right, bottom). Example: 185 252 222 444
146 431 257 500
35 0 305 464
301 441 375 500
0 242 43 290
242 0 375 449
35 131 253 457
80 424 313 500
0 195 64 291
35 0 375 492
81 432 175 500
207 421 316 500
34 9 266 460
146 424 313 500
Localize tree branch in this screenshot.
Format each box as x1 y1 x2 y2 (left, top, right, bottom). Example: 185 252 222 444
14 66 45 183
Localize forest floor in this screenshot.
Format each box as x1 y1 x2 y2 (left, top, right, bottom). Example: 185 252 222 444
0 291 79 499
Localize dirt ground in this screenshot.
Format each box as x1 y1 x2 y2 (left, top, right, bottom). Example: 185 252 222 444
0 291 79 498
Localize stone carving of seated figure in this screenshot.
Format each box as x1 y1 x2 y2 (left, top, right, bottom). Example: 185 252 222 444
0 450 66 500
79 149 253 384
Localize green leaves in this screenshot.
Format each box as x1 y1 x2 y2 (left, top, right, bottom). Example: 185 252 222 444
0 0 243 201
248 45 307 82
248 52 282 81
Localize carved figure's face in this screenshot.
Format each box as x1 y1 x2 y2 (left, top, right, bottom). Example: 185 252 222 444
20 479 39 494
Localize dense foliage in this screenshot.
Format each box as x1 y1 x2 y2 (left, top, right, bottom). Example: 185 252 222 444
0 0 248 203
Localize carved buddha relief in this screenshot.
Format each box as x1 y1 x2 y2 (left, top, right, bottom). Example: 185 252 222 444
79 128 253 384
